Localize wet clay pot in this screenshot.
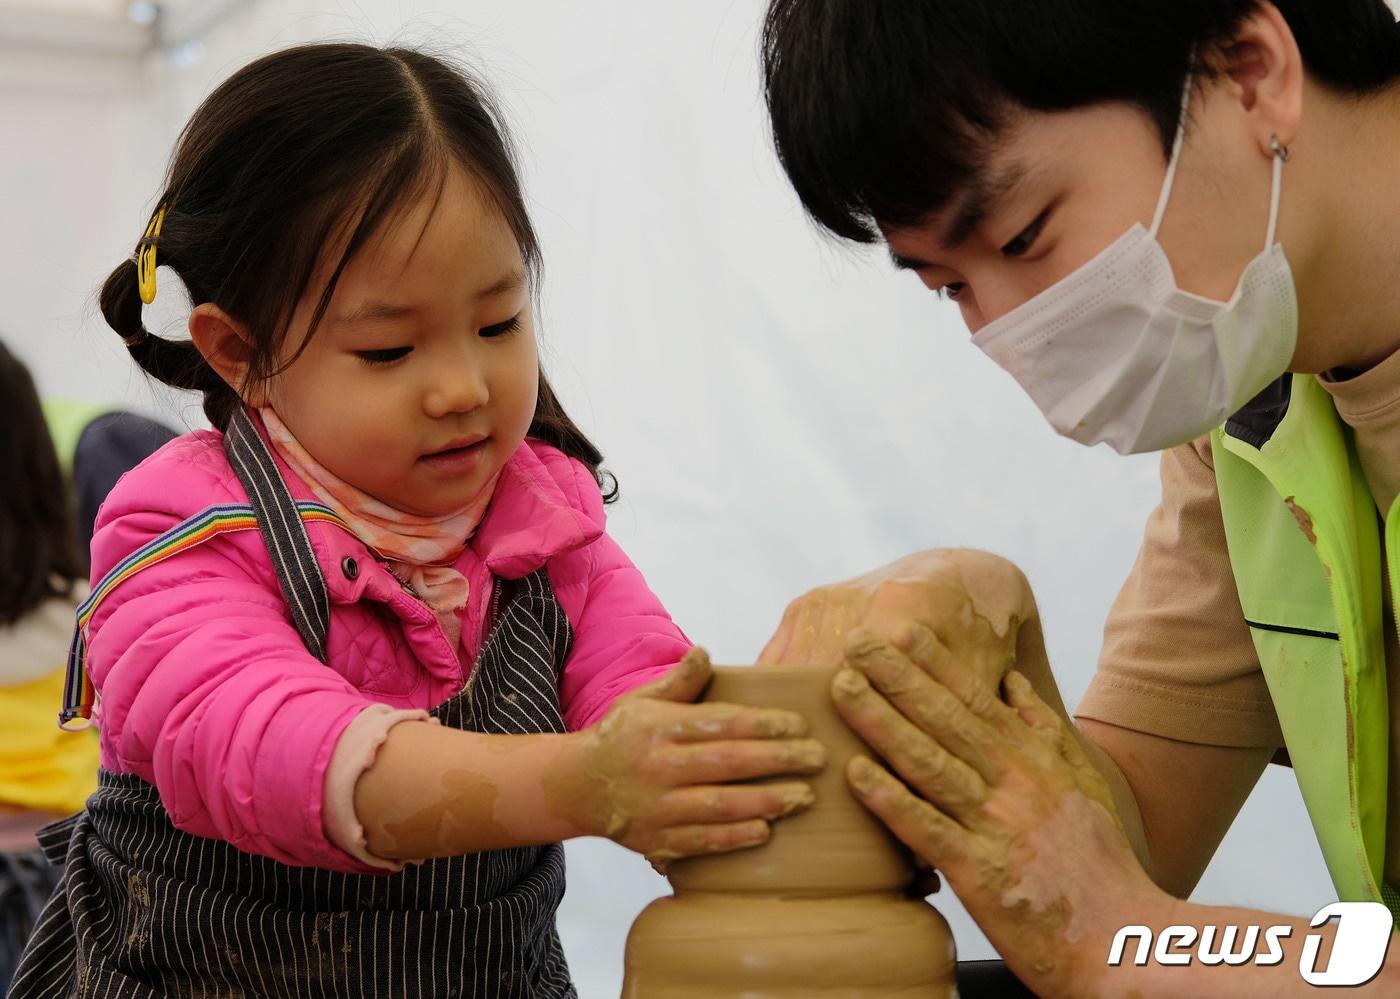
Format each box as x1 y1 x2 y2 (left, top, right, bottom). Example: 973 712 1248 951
621 665 957 997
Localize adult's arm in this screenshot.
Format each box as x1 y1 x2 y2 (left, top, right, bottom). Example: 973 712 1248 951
1078 718 1273 898
1077 434 1285 896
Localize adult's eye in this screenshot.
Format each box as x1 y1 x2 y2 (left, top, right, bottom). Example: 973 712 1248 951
1001 210 1050 258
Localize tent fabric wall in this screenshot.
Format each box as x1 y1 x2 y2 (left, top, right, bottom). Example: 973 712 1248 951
1 2 1335 994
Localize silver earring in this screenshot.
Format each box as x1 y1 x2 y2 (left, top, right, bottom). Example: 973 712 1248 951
1270 134 1291 162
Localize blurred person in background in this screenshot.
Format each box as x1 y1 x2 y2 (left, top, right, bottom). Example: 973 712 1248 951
0 341 97 996
42 402 178 568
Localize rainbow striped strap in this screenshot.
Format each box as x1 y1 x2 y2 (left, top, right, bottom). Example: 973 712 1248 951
59 501 347 731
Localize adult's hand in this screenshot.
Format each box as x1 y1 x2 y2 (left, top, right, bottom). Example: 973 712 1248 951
833 627 1400 997
766 548 1152 869
758 549 1035 689
832 628 1157 997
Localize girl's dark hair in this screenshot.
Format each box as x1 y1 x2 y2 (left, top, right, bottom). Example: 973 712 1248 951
0 340 83 624
101 43 616 502
763 0 1400 242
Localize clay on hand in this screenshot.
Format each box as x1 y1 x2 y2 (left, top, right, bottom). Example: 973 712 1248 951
833 631 1151 998
758 548 1036 693
574 647 827 866
621 665 959 997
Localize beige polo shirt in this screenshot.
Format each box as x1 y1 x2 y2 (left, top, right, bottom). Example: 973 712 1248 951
1076 350 1400 751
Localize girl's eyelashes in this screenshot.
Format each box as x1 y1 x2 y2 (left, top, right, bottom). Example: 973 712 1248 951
355 346 412 366
352 313 523 363
352 315 521 362
1000 208 1051 258
936 283 967 301
480 315 521 339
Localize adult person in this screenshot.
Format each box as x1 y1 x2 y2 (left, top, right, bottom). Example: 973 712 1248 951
759 1 1400 994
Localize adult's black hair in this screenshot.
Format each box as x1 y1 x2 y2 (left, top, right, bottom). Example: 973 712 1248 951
762 0 1400 242
101 43 616 502
0 340 83 624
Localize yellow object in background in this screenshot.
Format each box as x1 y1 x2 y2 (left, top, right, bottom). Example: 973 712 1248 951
0 665 98 815
1 591 97 816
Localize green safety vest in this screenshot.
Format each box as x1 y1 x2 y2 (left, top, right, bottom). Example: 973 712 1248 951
1212 372 1400 919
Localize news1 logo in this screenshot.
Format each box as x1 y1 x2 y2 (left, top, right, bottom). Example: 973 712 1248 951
1108 902 1393 986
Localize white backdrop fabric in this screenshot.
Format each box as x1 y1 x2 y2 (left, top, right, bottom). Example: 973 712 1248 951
1 1 1337 995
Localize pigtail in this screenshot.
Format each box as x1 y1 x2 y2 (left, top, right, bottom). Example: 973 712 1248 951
98 257 145 349
99 252 239 428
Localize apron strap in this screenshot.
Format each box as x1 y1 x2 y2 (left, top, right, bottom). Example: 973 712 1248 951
223 407 330 663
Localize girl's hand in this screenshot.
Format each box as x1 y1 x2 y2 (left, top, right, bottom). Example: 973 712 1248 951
578 648 827 866
832 629 1162 998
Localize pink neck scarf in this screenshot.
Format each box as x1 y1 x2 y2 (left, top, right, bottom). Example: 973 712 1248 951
258 409 499 641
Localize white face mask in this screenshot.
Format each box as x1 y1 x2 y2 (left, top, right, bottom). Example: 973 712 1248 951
970 84 1299 455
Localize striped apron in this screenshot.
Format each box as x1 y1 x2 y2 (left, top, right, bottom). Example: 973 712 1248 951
12 409 578 998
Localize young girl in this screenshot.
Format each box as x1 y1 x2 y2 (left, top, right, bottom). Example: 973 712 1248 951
12 43 824 998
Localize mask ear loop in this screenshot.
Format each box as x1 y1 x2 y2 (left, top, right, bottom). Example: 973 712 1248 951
1150 73 1195 238
1264 136 1288 249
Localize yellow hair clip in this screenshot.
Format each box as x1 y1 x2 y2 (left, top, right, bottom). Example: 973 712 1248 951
137 206 167 305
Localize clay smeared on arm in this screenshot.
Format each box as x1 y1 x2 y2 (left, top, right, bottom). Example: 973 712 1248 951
357 723 590 859
354 648 825 865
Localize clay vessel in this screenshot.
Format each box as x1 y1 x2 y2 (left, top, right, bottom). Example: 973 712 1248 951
621 665 957 997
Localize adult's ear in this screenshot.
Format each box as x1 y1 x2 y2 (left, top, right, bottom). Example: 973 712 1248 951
1213 1 1304 156
188 303 267 406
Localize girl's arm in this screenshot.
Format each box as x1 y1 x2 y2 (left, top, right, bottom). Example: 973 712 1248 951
356 648 825 862
90 556 398 871
354 447 824 863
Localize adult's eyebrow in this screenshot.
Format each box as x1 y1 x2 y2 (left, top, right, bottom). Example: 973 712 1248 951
940 161 1027 249
889 250 931 271
885 162 1029 273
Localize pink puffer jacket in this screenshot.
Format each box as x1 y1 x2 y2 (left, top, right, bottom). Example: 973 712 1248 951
84 426 690 871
